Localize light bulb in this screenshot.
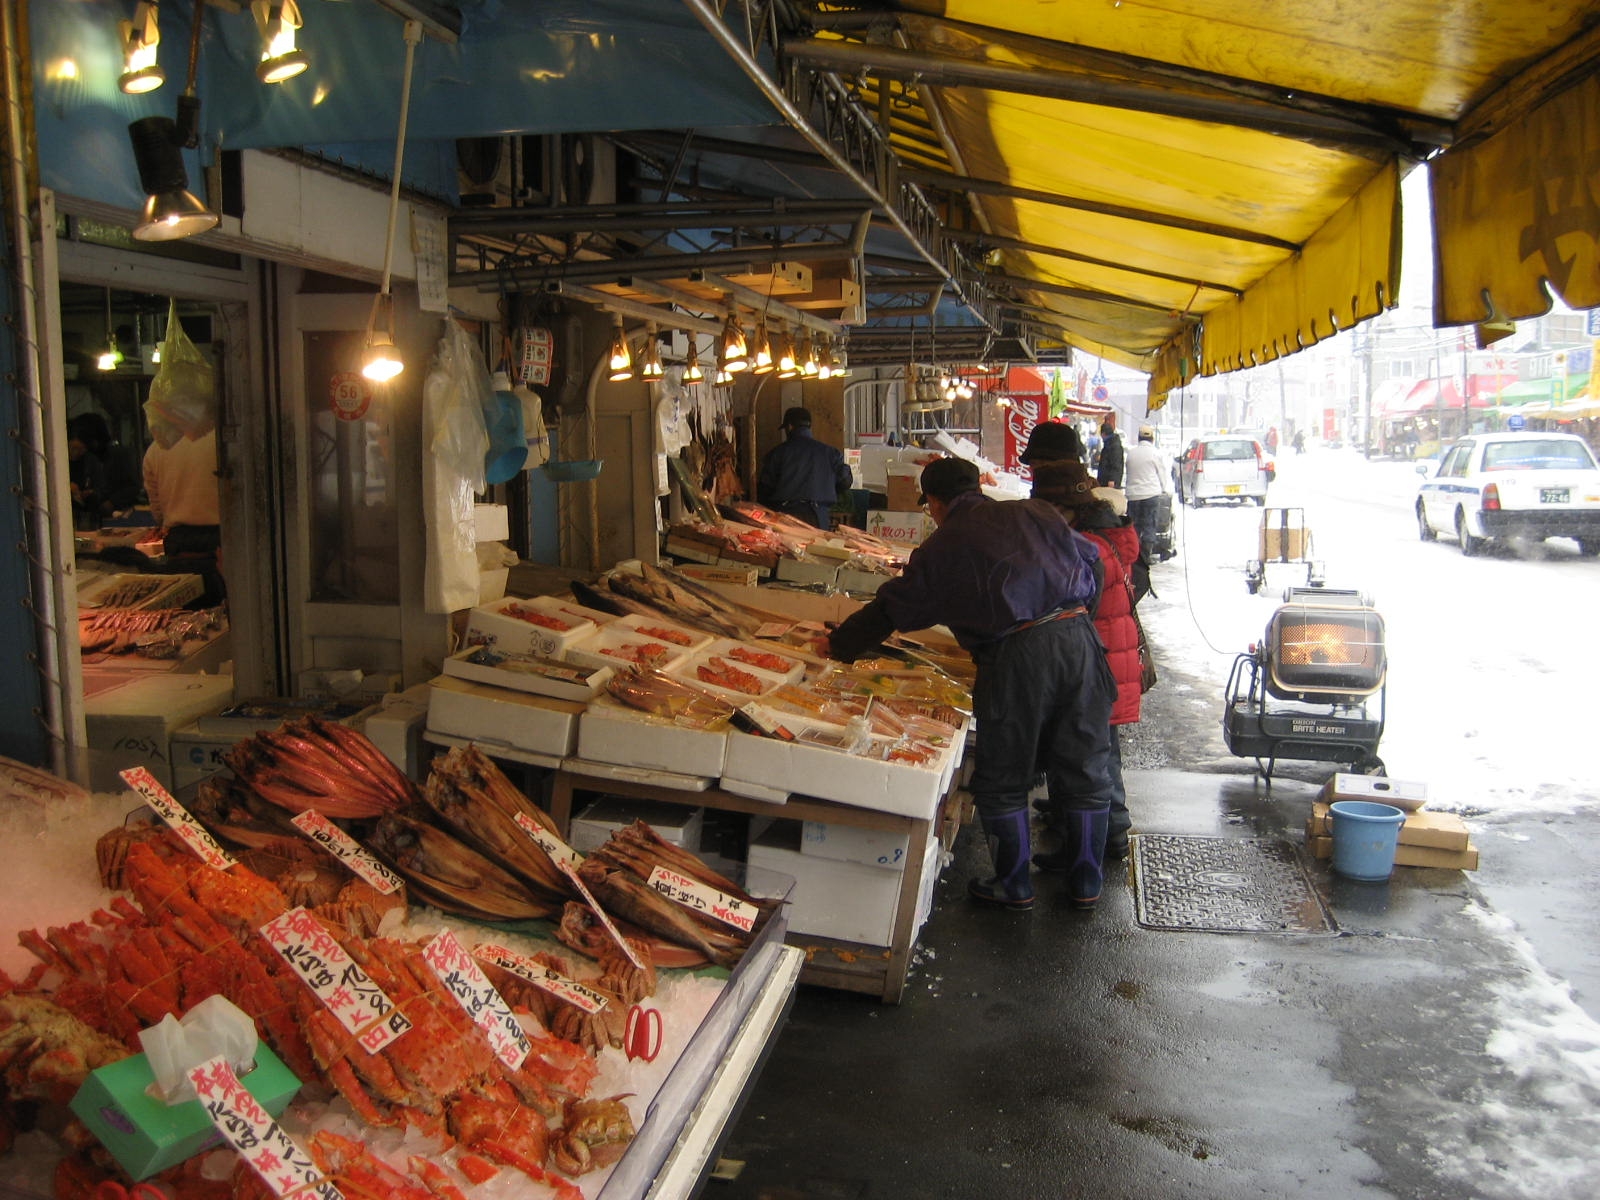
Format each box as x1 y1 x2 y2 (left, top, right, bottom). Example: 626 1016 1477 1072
752 322 773 373
607 317 633 382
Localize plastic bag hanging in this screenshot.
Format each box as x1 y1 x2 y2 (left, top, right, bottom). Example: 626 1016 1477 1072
422 319 491 613
515 382 551 467
143 298 216 439
483 367 529 484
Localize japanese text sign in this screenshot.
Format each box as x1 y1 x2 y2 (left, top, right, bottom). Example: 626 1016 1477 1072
258 908 410 1053
473 943 609 1015
186 1056 342 1200
289 811 402 894
419 930 530 1070
646 865 756 932
121 767 234 871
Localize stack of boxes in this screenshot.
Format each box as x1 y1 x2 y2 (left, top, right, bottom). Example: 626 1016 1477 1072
1305 774 1479 870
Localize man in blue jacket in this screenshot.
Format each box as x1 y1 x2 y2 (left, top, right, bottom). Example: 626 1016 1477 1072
757 407 853 528
827 457 1117 912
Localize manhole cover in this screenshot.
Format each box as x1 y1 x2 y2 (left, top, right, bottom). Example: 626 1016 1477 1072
1131 835 1336 934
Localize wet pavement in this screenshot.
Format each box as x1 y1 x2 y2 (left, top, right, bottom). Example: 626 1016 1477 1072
706 756 1600 1200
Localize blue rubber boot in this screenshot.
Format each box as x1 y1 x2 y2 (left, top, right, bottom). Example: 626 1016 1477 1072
1064 807 1110 911
968 809 1035 911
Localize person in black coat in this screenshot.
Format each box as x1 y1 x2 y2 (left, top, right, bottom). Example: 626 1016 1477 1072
1095 414 1126 488
757 407 853 528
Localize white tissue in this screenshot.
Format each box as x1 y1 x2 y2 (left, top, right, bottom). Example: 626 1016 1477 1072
138 994 259 1105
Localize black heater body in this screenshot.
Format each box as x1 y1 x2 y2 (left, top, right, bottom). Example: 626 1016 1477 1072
1223 589 1387 780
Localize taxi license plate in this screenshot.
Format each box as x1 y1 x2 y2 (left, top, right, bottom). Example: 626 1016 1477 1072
1223 485 1241 495
1540 487 1569 503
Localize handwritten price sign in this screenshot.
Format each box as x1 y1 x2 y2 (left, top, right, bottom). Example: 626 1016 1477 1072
120 767 235 870
646 865 756 932
289 810 402 894
514 818 644 970
187 1056 342 1200
420 930 529 1070
474 943 609 1015
259 908 410 1053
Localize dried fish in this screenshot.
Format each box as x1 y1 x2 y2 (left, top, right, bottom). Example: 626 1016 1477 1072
368 811 555 922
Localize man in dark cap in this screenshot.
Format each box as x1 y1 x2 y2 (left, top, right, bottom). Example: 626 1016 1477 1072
757 406 853 528
828 456 1117 912
1095 412 1125 488
1018 420 1084 467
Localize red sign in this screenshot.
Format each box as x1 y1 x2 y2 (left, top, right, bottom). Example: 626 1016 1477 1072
329 372 372 422
1004 395 1044 474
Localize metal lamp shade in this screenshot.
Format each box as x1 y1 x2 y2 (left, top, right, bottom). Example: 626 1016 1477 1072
128 117 218 242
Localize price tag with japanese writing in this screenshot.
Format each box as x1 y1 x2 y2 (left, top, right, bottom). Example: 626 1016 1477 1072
646 865 756 932
420 930 529 1070
289 811 403 894
474 943 609 1015
186 1055 342 1200
259 908 411 1053
515 821 644 970
120 766 234 871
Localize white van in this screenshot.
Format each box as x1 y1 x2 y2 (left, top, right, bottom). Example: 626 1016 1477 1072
1176 434 1270 506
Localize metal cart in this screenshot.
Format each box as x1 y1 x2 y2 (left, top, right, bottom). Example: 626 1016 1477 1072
1245 507 1323 594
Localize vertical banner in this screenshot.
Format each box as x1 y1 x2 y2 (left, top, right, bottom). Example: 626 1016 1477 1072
1004 395 1044 475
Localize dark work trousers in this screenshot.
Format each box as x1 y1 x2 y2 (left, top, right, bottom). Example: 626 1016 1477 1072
776 499 831 529
968 615 1117 819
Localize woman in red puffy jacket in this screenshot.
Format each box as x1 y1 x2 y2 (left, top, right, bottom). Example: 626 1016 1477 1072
1029 457 1143 861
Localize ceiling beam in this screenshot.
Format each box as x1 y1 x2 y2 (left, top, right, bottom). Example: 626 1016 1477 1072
781 38 1419 158
943 228 1243 297
450 202 874 238
902 166 1300 251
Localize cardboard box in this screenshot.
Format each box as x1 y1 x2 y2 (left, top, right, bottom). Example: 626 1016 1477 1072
866 509 929 545
802 820 911 869
722 726 946 820
70 1045 300 1181
664 532 776 575
570 798 704 854
1306 833 1479 871
425 674 584 757
1319 773 1428 811
360 683 433 776
465 595 607 660
85 673 236 792
576 696 728 778
675 563 761 587
748 822 906 945
885 465 922 512
1308 802 1470 851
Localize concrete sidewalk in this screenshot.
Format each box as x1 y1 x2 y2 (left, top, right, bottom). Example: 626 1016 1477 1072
708 765 1600 1200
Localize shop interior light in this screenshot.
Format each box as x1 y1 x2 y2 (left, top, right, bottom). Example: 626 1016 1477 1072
751 321 774 373
800 332 820 378
683 336 705 383
640 324 665 380
719 313 749 373
607 315 633 382
127 115 218 241
118 1 165 94
776 328 799 378
252 1 308 84
360 19 422 382
97 288 125 371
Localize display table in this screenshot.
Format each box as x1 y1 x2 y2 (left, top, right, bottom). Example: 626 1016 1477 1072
549 766 949 1004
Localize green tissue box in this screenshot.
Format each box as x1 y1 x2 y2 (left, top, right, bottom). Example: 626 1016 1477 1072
69 1045 300 1181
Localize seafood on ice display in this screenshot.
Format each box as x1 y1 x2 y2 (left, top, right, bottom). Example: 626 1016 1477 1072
0 738 777 1198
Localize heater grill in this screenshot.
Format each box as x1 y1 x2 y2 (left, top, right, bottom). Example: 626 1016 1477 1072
1265 606 1385 702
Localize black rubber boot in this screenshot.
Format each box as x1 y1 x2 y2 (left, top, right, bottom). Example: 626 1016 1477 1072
1063 807 1110 910
968 809 1035 911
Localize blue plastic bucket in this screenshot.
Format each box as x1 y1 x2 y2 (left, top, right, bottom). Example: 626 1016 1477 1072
1329 800 1407 881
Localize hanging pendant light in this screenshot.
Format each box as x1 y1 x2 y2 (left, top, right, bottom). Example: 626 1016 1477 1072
96 289 124 371
720 313 749 373
127 115 218 241
606 314 633 382
360 20 422 382
800 332 820 379
776 328 800 378
252 1 309 84
640 323 665 381
683 336 705 383
751 321 774 373
118 1 165 94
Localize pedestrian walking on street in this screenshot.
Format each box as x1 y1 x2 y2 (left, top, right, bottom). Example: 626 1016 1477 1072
827 457 1117 911
1123 425 1170 557
1096 413 1126 488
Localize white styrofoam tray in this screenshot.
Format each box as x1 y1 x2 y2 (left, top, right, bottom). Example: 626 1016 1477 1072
425 674 585 757
575 696 728 779
441 645 612 702
465 594 610 660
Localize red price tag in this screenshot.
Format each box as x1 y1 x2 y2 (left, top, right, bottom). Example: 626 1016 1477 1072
329 372 372 422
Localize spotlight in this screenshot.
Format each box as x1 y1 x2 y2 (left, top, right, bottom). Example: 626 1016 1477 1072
360 293 403 382
252 1 308 84
127 116 218 242
118 1 164 95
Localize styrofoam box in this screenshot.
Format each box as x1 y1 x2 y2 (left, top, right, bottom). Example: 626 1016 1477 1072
722 724 944 820
610 613 716 656
168 724 250 791
671 640 804 703
85 673 236 793
570 798 704 855
1319 773 1428 811
802 820 911 869
748 822 905 945
360 683 433 776
425 674 585 757
775 557 841 588
576 696 728 779
442 645 612 702
564 622 695 674
474 503 510 543
465 595 608 660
